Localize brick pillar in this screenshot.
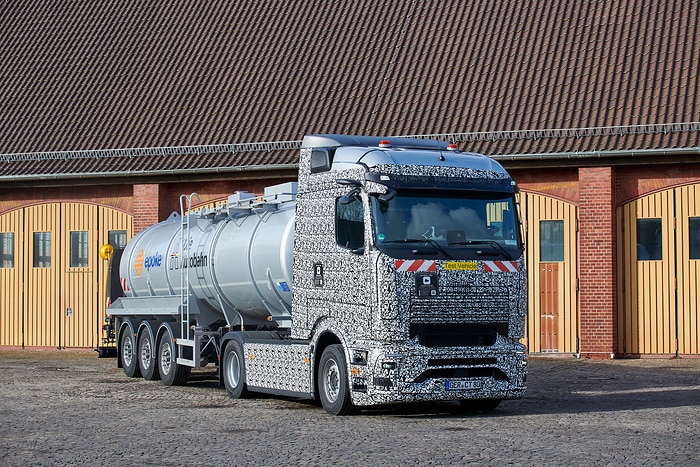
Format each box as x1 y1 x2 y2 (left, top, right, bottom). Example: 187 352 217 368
578 167 616 358
133 184 161 234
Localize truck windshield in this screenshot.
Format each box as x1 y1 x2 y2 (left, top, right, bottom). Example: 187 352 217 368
371 189 522 260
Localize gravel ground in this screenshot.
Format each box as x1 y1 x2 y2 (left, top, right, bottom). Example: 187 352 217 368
0 350 698 466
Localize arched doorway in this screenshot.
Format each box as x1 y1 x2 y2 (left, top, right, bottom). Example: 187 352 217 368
0 203 132 348
521 192 579 354
617 184 700 355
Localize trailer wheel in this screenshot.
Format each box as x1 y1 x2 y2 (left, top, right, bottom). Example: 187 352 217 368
318 344 357 415
158 329 190 386
120 329 141 378
458 398 502 412
222 341 248 399
138 331 160 381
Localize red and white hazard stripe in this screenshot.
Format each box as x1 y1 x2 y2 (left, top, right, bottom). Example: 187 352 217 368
120 277 130 292
483 261 519 272
394 260 437 272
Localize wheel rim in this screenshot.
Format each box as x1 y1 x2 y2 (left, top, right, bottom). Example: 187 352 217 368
160 340 172 375
122 335 134 368
140 338 151 370
323 358 340 404
226 350 240 388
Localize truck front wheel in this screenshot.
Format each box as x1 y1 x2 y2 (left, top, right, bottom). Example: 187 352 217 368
222 341 248 399
158 329 190 386
318 344 357 415
120 328 141 378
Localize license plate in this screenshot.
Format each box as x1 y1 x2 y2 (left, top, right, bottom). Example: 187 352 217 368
446 379 483 390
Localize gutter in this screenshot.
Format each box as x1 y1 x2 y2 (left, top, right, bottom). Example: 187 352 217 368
490 146 700 162
0 163 299 183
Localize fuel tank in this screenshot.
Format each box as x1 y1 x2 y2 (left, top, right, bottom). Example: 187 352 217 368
119 183 296 325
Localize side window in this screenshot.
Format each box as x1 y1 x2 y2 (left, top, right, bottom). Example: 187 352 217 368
540 220 564 262
690 217 700 260
33 232 51 268
336 197 364 251
0 233 14 268
636 218 662 261
108 230 128 248
70 231 89 268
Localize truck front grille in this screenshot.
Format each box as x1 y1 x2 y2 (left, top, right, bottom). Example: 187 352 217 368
409 323 508 347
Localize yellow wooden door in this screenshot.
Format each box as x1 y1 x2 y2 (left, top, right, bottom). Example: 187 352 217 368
59 203 98 348
523 192 579 353
675 184 700 354
24 203 61 347
617 186 700 355
0 209 24 346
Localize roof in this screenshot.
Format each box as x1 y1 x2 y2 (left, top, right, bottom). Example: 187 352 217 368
1 0 699 180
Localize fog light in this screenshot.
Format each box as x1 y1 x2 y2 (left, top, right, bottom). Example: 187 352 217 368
381 361 396 370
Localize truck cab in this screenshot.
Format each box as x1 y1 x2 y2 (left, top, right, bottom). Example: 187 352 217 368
288 135 527 413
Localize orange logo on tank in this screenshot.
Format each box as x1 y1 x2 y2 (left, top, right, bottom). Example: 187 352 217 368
134 249 144 277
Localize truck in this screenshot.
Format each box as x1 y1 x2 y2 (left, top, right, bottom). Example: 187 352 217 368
102 134 528 415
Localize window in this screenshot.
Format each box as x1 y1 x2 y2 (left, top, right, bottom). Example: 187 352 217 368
690 217 700 260
108 230 128 248
0 233 14 268
371 189 521 260
336 196 364 251
70 231 89 268
636 218 662 261
540 220 564 262
33 232 51 268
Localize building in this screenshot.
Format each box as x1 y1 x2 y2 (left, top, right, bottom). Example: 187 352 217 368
1 1 698 356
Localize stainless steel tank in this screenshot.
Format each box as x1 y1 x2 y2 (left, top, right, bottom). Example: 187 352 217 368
120 187 295 325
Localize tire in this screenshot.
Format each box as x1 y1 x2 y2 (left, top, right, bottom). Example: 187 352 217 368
120 327 141 378
158 329 191 386
317 344 357 415
138 330 160 381
222 341 248 399
459 398 502 412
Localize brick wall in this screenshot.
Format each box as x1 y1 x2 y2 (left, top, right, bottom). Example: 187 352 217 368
578 166 616 358
133 184 160 234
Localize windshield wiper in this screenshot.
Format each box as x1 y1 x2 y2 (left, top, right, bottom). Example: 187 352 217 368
448 240 514 261
383 239 454 260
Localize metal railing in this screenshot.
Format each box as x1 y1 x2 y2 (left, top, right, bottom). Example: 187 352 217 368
2 121 698 164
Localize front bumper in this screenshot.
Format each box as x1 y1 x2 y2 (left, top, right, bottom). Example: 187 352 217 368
348 340 527 406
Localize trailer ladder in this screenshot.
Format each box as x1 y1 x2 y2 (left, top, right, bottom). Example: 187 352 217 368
177 193 200 367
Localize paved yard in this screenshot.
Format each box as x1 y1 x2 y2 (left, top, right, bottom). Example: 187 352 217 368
0 350 698 466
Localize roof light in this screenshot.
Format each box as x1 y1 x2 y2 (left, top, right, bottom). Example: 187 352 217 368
447 143 459 151
378 139 391 148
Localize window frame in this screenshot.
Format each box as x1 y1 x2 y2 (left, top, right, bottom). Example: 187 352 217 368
33 231 51 268
539 220 565 262
0 232 15 268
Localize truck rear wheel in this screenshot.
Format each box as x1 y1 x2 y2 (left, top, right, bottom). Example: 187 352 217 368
158 329 190 386
138 331 160 381
222 341 248 399
120 328 141 378
318 344 357 415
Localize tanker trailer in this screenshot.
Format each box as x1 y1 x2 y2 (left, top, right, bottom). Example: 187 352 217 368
105 134 528 414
